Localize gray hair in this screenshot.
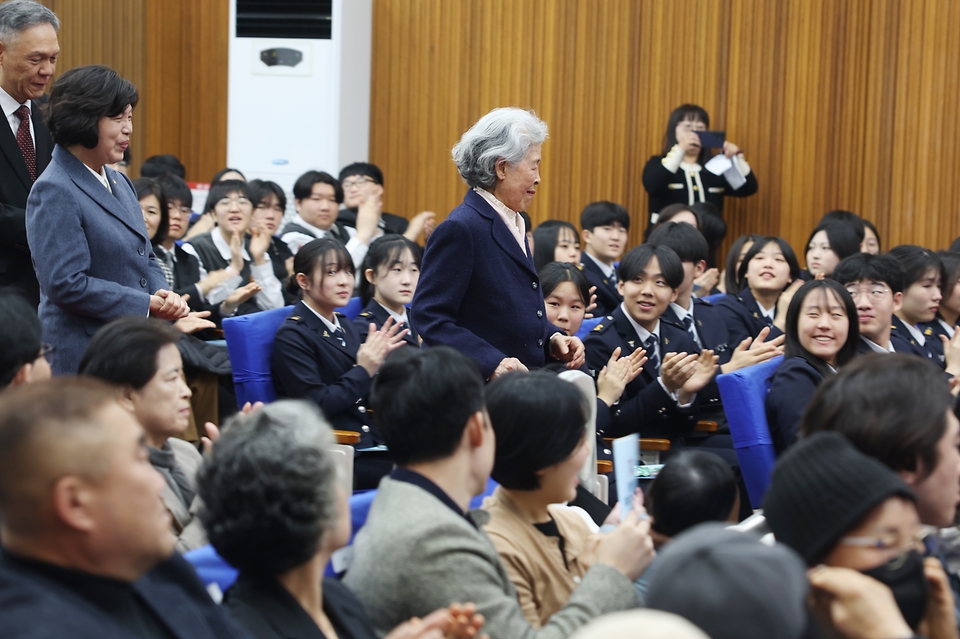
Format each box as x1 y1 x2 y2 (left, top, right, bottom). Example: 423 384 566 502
196 400 341 577
452 107 548 189
0 0 59 44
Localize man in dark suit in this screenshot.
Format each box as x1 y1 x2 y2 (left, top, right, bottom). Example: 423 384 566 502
0 378 247 638
0 0 60 307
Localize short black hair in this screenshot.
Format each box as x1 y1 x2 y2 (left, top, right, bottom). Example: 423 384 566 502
805 222 861 265
45 65 138 149
833 253 905 293
248 179 287 212
692 202 727 267
358 234 423 305
648 221 709 264
802 353 951 479
140 154 185 179
863 219 881 251
211 167 245 183
533 220 580 272
819 210 865 242
656 203 702 229
737 237 801 289
661 104 711 164
580 201 630 232
539 262 590 307
78 317 181 390
203 179 255 215
132 177 169 245
339 162 384 186
724 234 761 294
888 245 947 289
648 450 738 538
0 292 42 388
289 237 353 297
370 347 486 466
156 173 192 209
487 371 588 490
293 170 343 204
783 280 859 378
937 251 960 306
618 244 684 290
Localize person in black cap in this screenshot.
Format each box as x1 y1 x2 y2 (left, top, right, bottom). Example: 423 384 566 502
765 431 957 638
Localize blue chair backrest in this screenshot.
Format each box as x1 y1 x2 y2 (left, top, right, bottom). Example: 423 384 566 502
222 305 295 407
716 355 783 509
340 297 364 321
575 317 603 341
699 292 728 305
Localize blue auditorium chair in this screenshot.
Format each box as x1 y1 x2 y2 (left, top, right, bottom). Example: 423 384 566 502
699 292 728 305
575 317 603 341
222 305 295 407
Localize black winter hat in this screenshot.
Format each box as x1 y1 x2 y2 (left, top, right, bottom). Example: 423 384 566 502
764 431 916 565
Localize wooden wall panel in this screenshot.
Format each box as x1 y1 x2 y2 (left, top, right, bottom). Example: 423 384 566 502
371 0 960 261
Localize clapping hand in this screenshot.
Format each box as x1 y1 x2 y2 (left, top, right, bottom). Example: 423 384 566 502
150 289 190 320
383 603 487 639
357 316 408 376
597 346 647 407
248 226 272 266
583 286 599 319
721 327 785 374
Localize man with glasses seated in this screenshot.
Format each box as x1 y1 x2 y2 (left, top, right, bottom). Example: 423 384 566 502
338 162 437 245
0 292 52 390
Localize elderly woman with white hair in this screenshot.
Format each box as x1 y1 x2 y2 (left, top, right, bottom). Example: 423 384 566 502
411 108 584 380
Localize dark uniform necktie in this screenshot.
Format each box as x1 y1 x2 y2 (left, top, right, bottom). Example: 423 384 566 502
14 105 37 182
644 334 659 372
332 326 346 348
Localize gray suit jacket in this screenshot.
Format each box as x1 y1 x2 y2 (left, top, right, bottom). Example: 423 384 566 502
164 438 207 554
25 145 167 374
343 477 639 639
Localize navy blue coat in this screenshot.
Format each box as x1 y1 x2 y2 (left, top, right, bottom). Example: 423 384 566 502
662 299 732 415
411 190 556 378
714 287 784 351
765 357 825 454
580 256 622 317
0 551 249 639
353 298 420 348
854 332 917 356
25 145 168 374
271 300 379 448
890 315 938 362
584 307 700 441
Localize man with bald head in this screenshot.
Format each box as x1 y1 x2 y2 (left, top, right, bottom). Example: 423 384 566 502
0 378 247 638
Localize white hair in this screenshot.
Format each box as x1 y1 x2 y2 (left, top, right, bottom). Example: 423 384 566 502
0 0 59 44
452 107 548 189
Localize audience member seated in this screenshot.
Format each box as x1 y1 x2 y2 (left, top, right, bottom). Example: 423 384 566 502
338 162 436 242
532 220 582 273
691 201 726 270
271 238 406 489
569 610 710 639
345 347 650 638
0 291 51 389
888 245 950 367
765 431 957 638
355 234 422 346
862 218 881 254
248 179 297 304
182 179 284 316
140 153 185 179
645 524 808 639
833 253 913 356
765 279 858 453
78 317 207 552
198 399 486 639
652 203 701 231
803 222 861 279
925 251 960 352
819 209 866 244
0 378 245 637
715 236 801 347
579 202 629 317
211 167 245 183
584 244 721 453
718 233 759 294
482 370 655 627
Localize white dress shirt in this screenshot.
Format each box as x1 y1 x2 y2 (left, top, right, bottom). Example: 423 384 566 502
584 251 616 280
0 86 33 144
861 336 896 354
181 230 284 310
280 212 380 280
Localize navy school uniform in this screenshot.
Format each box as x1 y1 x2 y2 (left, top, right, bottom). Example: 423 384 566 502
855 332 916 356
920 320 949 369
580 256 622 318
353 298 421 348
765 357 825 455
891 315 941 365
714 287 784 351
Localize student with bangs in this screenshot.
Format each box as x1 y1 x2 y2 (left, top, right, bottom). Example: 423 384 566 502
819 209 865 243
923 251 960 346
718 233 759 294
765 279 859 453
584 245 720 451
533 220 582 272
271 238 407 488
888 245 951 367
354 234 422 347
862 219 881 254
715 236 802 348
248 179 297 302
803 222 861 279
579 202 630 317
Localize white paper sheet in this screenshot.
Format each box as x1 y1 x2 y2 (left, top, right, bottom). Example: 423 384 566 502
613 434 639 519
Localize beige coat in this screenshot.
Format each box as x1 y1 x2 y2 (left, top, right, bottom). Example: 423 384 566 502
161 438 207 553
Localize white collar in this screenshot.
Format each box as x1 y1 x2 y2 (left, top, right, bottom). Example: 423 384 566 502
0 86 28 118
291 212 333 238
758 303 776 321
670 300 695 321
679 160 702 172
620 302 658 345
302 301 342 333
376 300 409 327
212 228 251 261
901 319 926 346
584 251 616 279
860 335 895 354
939 318 956 339
85 164 112 193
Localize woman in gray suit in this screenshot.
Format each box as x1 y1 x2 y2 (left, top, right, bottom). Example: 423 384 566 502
25 65 187 374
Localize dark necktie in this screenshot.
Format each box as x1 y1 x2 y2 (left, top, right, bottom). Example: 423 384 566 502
681 314 699 342
332 326 346 348
14 105 37 182
644 334 659 372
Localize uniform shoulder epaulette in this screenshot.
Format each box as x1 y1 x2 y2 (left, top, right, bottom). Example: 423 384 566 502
592 316 616 333
924 327 933 336
358 311 372 318
334 312 346 318
288 315 301 322
696 297 714 307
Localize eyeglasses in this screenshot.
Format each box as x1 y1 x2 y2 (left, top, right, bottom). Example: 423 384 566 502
844 285 890 301
256 203 284 213
39 343 54 361
341 177 373 190
168 204 192 216
840 525 940 557
215 196 251 208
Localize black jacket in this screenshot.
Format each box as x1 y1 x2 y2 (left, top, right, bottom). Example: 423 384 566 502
641 153 758 221
714 288 784 351
579 256 621 318
353 298 420 347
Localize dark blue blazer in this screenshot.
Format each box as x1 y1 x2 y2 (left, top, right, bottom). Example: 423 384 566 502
714 287 784 351
765 357 826 454
411 190 556 378
25 145 168 374
662 299 731 413
584 307 700 441
580 256 622 317
271 300 379 448
919 320 948 368
890 315 938 363
854 332 916 356
0 551 249 639
353 298 420 348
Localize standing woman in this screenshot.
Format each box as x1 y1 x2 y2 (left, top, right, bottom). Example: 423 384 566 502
642 104 758 234
25 65 188 374
411 107 584 380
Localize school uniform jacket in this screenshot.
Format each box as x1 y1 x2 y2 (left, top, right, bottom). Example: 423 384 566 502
584 307 700 441
765 357 825 454
661 299 731 415
714 288 784 352
854 332 919 357
890 315 939 363
919 320 948 368
579 257 621 318
271 300 378 448
353 298 420 347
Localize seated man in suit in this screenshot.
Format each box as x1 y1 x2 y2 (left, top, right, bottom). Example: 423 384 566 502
0 377 244 638
579 201 629 317
0 291 51 389
344 346 653 639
